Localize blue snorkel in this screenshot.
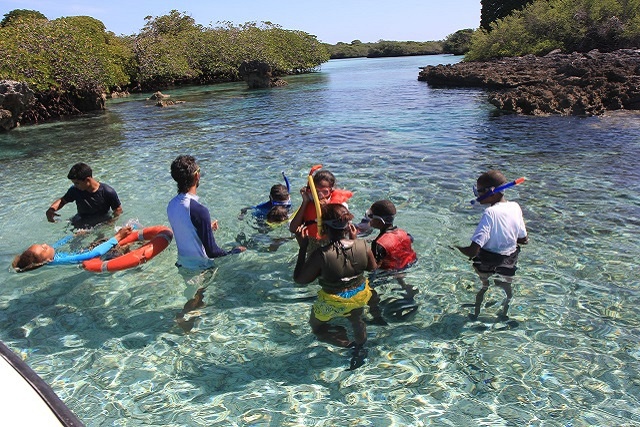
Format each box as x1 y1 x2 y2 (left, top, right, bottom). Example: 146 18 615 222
282 171 290 193
470 177 526 205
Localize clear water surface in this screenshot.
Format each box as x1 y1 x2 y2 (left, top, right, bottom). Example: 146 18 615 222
0 55 639 426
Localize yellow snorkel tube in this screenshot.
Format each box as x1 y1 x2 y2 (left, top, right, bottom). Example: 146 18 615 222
308 164 323 234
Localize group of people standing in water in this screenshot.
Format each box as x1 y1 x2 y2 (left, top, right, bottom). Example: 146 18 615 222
12 156 528 371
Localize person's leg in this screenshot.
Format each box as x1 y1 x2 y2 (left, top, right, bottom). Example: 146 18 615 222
347 308 367 346
470 270 491 320
309 309 350 347
366 288 388 325
494 277 513 320
346 308 368 370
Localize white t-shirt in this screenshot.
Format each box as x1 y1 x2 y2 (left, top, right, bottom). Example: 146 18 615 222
471 201 527 255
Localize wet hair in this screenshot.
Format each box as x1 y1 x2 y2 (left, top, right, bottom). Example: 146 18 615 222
313 170 336 188
478 170 508 190
267 205 289 222
322 203 354 236
171 155 199 194
270 184 289 201
369 200 396 224
12 248 47 272
67 163 92 180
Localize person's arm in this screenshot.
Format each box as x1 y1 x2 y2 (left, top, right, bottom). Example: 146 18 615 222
371 240 386 265
46 198 67 222
293 225 321 284
456 242 481 259
191 201 244 257
365 243 378 271
517 235 529 245
288 187 313 233
104 185 122 217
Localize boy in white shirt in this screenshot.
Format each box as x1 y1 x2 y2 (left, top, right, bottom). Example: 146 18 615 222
456 170 528 321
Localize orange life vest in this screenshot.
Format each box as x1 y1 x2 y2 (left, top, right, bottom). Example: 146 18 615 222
375 228 417 270
302 188 353 239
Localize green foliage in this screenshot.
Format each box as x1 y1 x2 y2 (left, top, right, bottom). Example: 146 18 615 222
326 40 443 59
443 29 475 55
0 8 330 92
0 9 46 27
132 12 329 87
467 0 640 61
0 13 133 91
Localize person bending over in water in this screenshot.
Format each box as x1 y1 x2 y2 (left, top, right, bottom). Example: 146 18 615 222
456 170 528 321
12 227 133 272
293 203 377 370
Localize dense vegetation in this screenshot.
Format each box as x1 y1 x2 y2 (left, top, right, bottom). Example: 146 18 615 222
0 9 330 93
326 40 443 59
480 0 533 30
468 0 640 60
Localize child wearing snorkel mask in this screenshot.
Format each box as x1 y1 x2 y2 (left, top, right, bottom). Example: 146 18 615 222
365 200 419 324
456 170 529 321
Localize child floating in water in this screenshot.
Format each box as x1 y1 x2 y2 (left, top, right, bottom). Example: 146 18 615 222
236 175 294 251
456 170 529 321
238 172 292 223
12 227 133 272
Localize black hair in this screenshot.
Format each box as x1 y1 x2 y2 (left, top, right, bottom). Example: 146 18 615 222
313 170 336 188
67 163 92 180
370 200 396 224
270 184 289 201
322 203 354 238
171 155 199 194
267 205 289 222
478 170 508 189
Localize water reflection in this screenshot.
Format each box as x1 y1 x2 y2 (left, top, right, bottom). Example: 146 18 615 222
0 55 639 426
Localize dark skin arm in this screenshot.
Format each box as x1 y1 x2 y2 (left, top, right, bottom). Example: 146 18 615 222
457 235 529 259
456 242 481 259
289 186 313 233
46 197 68 222
293 225 321 284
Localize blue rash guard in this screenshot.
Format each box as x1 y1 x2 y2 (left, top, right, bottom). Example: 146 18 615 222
49 237 118 265
167 193 234 270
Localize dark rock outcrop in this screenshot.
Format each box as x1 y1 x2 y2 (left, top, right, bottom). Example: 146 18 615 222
0 80 35 131
418 49 640 116
238 60 288 89
1 83 106 130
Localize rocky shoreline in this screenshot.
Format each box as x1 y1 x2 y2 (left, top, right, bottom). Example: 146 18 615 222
419 49 640 116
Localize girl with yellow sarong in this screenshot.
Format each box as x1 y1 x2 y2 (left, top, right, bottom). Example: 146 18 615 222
293 204 377 370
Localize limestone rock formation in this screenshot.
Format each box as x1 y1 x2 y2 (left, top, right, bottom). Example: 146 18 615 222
418 49 640 116
0 80 35 130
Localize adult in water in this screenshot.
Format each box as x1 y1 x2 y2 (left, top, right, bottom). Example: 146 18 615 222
166 155 245 329
12 227 133 272
46 162 123 229
293 203 377 370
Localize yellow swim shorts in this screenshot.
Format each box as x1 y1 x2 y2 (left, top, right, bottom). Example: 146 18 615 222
313 280 372 322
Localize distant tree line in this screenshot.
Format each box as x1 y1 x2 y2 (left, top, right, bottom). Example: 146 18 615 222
326 40 444 59
0 9 330 94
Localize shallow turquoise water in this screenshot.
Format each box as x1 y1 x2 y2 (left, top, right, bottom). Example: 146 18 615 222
1 55 639 426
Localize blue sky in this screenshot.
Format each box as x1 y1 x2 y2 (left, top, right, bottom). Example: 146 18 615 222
2 0 481 44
